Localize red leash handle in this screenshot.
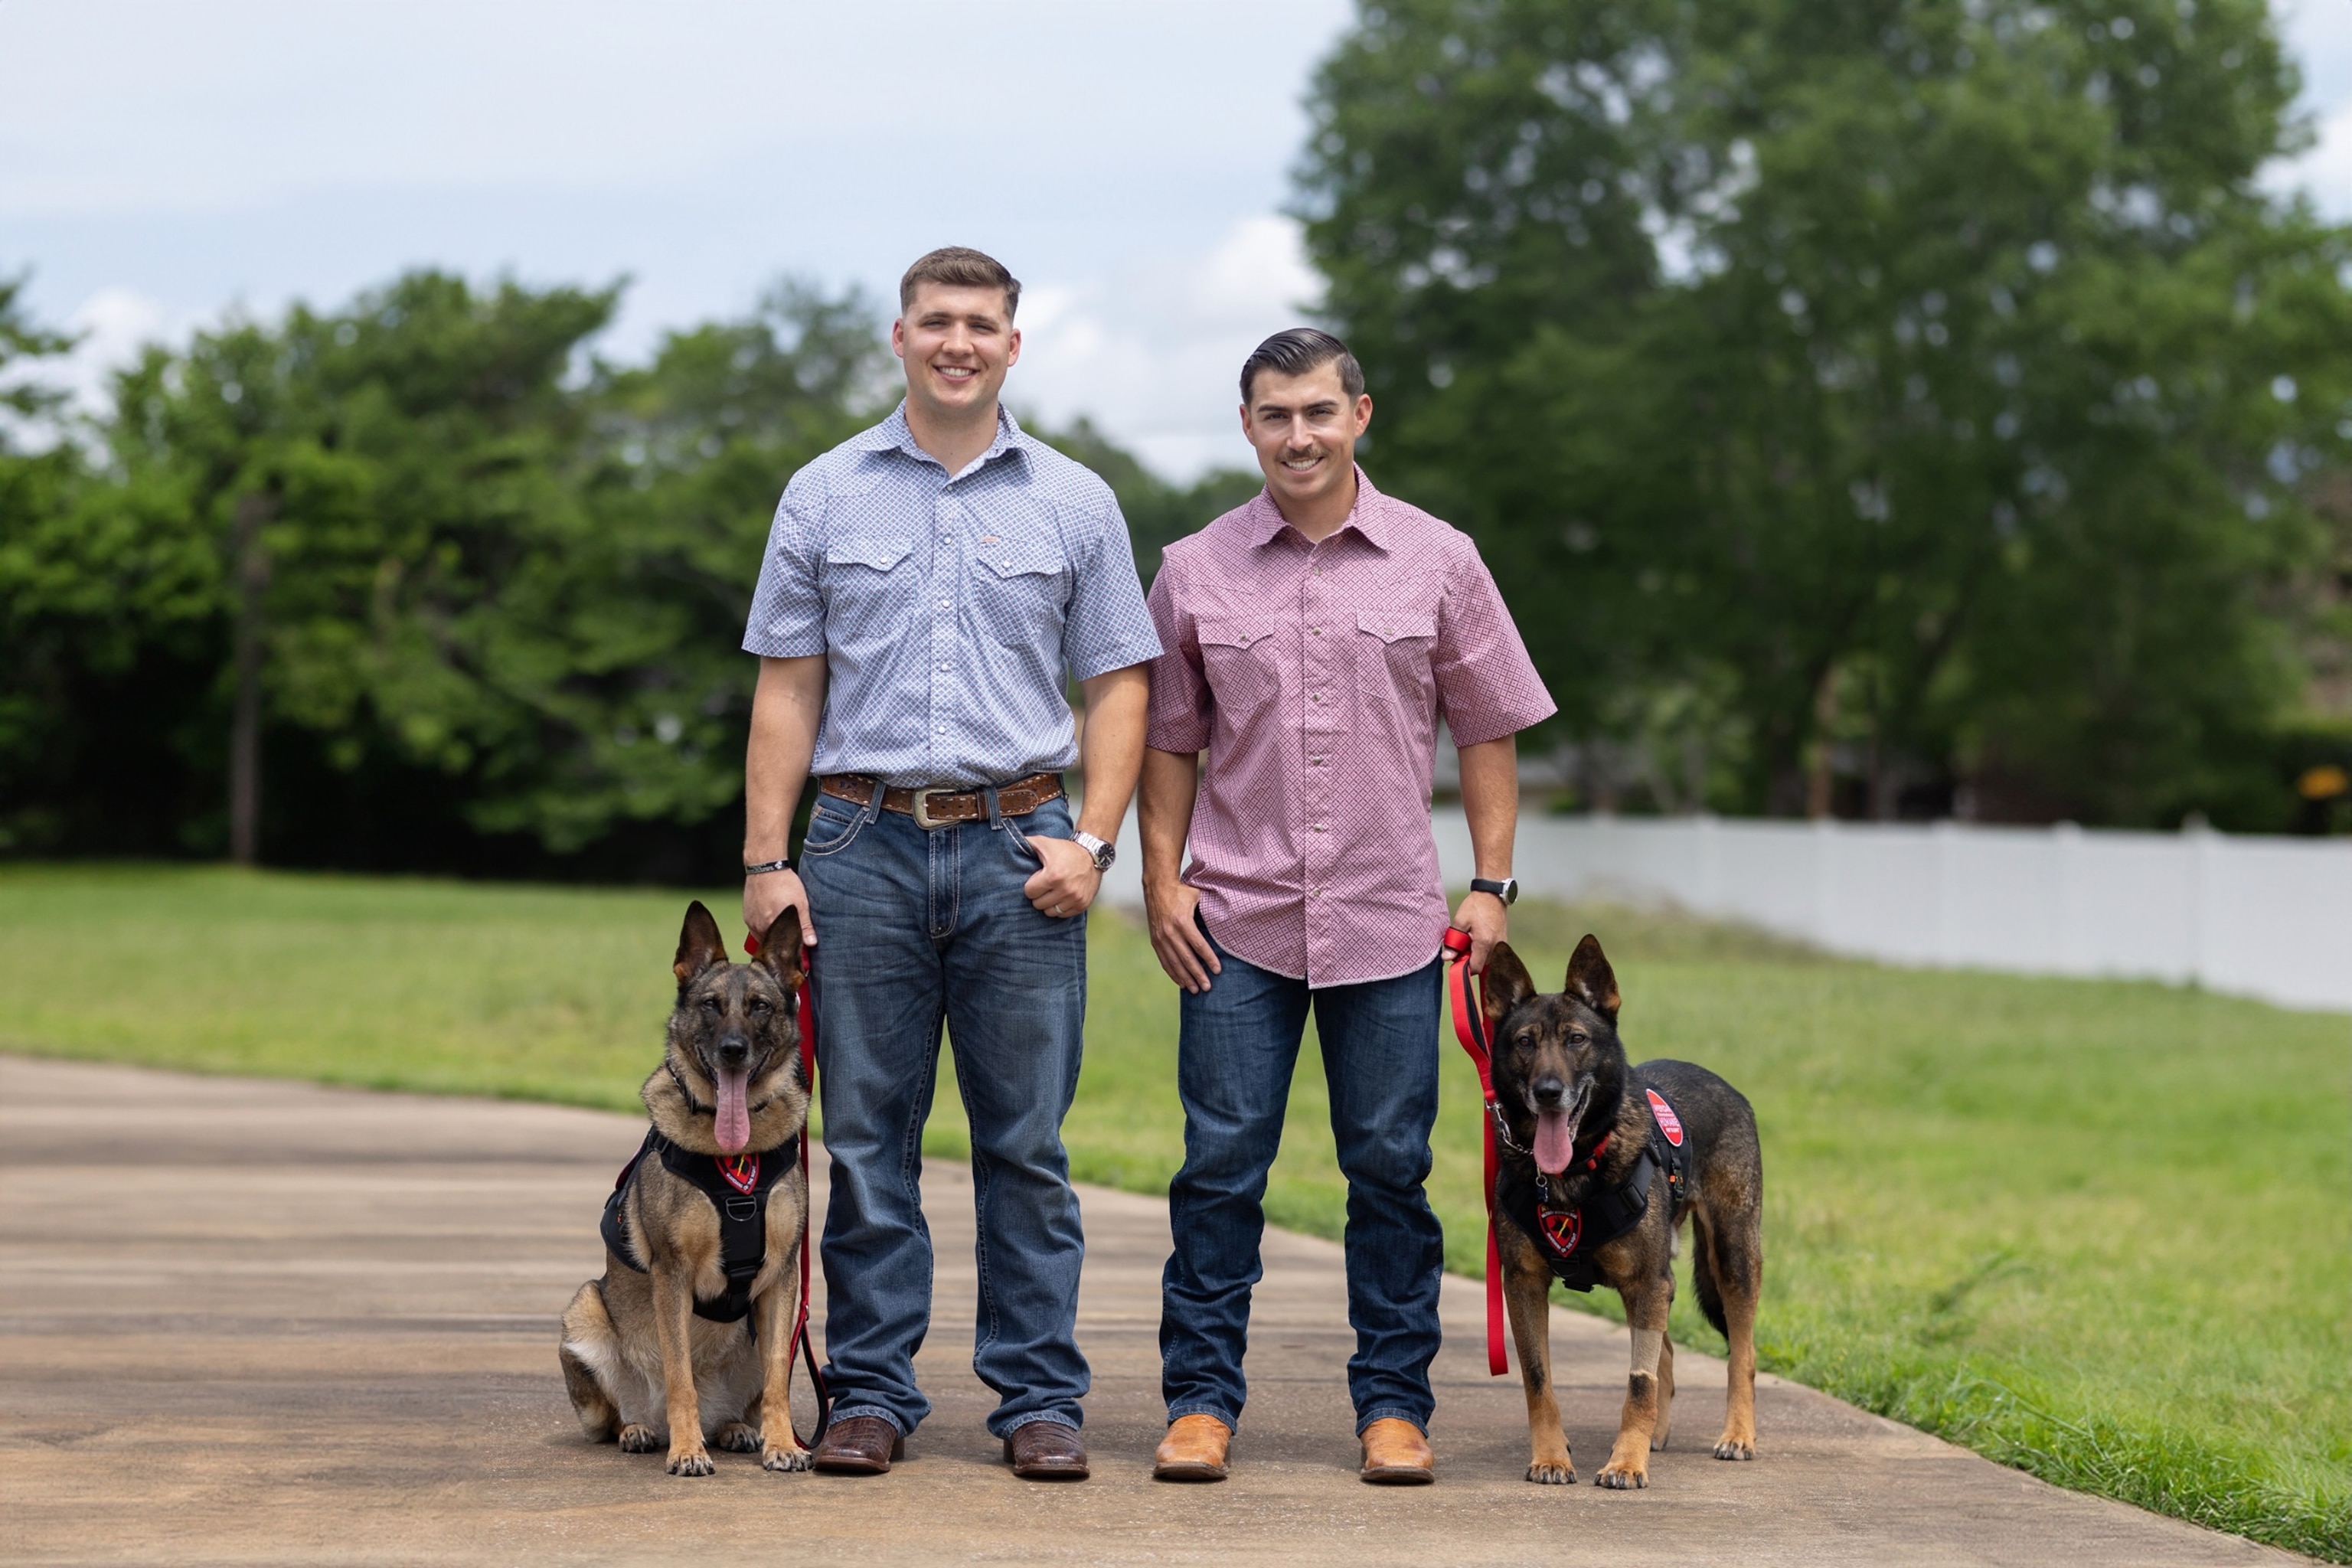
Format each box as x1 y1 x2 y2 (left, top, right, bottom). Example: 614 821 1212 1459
745 928 831 1446
1442 926 1510 1377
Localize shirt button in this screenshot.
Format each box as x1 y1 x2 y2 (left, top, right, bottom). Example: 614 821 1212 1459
938 598 949 609
1310 626 1321 636
1312 824 1327 832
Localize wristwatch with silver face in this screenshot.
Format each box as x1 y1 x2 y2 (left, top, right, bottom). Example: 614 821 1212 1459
1073 831 1116 871
1470 876 1519 906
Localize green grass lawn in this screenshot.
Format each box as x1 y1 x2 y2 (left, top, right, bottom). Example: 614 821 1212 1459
2 863 2345 1558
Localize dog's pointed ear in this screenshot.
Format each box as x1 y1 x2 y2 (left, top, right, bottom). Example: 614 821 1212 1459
674 900 729 985
1563 934 1620 1023
1481 941 1535 1031
754 906 804 988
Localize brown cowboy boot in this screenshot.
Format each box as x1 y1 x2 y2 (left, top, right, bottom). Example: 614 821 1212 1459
811 1415 904 1475
1152 1414 1233 1481
1359 1417 1434 1485
1003 1419 1089 1480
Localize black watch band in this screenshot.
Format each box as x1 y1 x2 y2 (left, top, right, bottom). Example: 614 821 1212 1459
743 857 795 875
1471 876 1519 906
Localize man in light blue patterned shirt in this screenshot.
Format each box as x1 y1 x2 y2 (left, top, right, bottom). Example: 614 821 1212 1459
740 247 1158 1481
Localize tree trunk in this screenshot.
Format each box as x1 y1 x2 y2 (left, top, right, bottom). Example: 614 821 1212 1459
1805 663 1839 821
228 492 273 867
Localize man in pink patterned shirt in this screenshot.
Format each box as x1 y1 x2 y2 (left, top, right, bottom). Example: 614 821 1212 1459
1138 328 1555 1486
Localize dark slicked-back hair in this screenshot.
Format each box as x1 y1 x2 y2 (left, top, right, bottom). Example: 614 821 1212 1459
899 246 1021 318
1240 327 1365 404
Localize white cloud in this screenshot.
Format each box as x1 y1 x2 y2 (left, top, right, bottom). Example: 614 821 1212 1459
58 287 172 413
1013 214 1324 481
2265 100 2352 217
0 285 172 448
2265 0 2352 217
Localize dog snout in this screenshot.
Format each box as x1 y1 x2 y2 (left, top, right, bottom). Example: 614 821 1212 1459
716 1034 750 1065
1531 1074 1566 1108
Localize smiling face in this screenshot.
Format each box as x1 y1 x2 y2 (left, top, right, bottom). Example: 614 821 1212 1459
893 282 1020 424
1481 936 1627 1178
1240 362 1373 518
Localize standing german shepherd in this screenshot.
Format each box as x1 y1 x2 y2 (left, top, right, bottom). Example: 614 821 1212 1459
1481 934 1762 1488
559 901 813 1476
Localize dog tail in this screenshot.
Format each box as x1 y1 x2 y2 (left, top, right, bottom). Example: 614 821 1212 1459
1692 1220 1731 1340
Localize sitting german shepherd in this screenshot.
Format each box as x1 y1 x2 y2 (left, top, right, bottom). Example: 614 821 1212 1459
559 901 814 1476
1481 934 1762 1488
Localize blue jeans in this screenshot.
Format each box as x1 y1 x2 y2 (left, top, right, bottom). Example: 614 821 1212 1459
1159 931 1445 1434
799 786 1089 1439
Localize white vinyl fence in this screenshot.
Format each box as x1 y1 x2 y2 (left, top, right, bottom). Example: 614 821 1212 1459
1431 810 2352 1013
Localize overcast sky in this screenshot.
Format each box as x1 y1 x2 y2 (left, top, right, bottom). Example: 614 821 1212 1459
3 0 2347 479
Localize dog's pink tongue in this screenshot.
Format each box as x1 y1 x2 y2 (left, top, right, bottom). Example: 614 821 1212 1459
714 1066 751 1154
1534 1109 1576 1177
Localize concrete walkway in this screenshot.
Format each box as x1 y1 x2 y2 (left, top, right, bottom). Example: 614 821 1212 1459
0 1054 2301 1566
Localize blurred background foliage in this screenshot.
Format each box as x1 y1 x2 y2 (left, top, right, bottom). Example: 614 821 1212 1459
1301 0 2352 828
3 0 2350 877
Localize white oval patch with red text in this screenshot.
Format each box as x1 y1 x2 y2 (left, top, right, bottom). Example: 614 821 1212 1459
1646 1089 1684 1148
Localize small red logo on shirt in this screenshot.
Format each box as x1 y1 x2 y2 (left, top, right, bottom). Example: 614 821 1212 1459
718 1154 761 1194
1539 1204 1583 1256
1646 1090 1684 1148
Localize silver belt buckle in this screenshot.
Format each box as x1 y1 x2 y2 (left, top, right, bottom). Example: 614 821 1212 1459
910 787 957 831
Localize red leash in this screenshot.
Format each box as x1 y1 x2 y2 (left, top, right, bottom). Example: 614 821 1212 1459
745 928 830 1446
1442 926 1510 1377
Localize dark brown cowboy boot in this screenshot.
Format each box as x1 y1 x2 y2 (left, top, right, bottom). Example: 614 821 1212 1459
1003 1419 1089 1480
812 1415 905 1475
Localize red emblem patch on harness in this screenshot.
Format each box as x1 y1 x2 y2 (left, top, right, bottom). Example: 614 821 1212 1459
1538 1204 1583 1256
717 1154 761 1194
1646 1089 1684 1148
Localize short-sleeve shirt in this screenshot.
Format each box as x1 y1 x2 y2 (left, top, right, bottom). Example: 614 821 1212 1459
743 403 1161 787
1145 471 1556 987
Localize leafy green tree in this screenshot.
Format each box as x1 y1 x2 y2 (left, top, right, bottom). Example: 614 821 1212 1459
88 273 618 862
1300 0 2352 825
0 267 1275 870
556 283 893 855
1029 415 1262 584
0 272 96 851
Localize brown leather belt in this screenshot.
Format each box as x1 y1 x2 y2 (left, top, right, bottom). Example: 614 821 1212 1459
820 772 1063 831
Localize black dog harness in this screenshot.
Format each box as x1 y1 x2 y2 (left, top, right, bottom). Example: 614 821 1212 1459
601 1127 799 1324
1497 1085 1689 1292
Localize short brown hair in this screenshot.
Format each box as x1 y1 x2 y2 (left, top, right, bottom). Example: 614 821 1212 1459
1240 327 1364 403
899 246 1021 318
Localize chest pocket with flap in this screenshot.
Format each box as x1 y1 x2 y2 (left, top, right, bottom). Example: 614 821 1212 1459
972 534 1068 650
1355 608 1438 710
1197 615 1283 724
822 533 916 650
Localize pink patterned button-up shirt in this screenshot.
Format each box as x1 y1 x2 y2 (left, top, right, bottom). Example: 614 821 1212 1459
1145 472 1556 987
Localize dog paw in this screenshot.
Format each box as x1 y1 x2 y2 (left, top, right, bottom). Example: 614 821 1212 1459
714 1422 762 1453
1595 1462 1648 1489
763 1444 812 1473
667 1449 715 1477
618 1424 660 1454
1713 1439 1756 1461
1525 1461 1576 1485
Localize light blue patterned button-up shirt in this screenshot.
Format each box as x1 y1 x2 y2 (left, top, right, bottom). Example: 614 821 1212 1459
743 403 1161 788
